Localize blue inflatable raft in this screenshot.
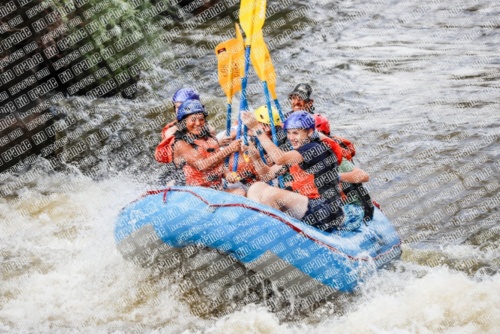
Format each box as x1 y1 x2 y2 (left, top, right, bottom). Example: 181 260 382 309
115 186 401 312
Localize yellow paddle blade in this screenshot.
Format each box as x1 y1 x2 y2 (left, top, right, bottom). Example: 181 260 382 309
243 153 250 163
239 0 267 46
266 61 278 100
215 39 243 102
235 23 246 79
250 30 278 99
250 30 266 81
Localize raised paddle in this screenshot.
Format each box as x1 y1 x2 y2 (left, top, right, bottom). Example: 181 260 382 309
250 30 284 188
235 23 246 81
215 38 243 139
215 38 243 181
251 30 286 122
237 0 267 168
233 23 249 169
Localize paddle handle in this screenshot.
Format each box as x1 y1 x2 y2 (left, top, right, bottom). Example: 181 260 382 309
224 102 232 168
241 46 251 146
225 103 232 138
234 45 252 172
232 110 242 172
263 80 284 189
273 99 286 123
255 137 273 186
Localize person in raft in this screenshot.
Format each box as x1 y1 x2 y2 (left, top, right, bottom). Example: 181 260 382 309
314 113 380 216
242 111 370 231
252 105 290 154
161 87 200 141
314 113 356 162
223 105 291 191
288 83 315 115
287 83 357 162
156 88 232 164
217 105 286 193
172 99 243 194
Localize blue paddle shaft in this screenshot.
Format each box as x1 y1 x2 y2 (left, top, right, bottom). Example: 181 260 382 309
273 99 285 123
264 81 278 145
224 103 232 171
255 137 273 186
226 103 232 137
263 81 284 189
234 46 252 172
241 46 251 146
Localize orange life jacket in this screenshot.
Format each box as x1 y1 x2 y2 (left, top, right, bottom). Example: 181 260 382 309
228 154 258 185
289 164 321 199
332 135 356 161
289 140 347 202
155 121 177 163
180 137 225 189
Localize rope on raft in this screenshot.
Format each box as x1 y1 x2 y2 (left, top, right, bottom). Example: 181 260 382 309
133 187 402 263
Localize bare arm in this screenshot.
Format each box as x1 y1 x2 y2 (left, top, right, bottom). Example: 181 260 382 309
340 167 369 183
243 142 286 182
254 131 303 166
173 139 240 171
242 112 303 166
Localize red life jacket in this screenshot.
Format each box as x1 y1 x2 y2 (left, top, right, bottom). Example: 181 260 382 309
161 121 177 140
180 137 225 189
321 137 343 165
155 121 177 163
332 135 356 161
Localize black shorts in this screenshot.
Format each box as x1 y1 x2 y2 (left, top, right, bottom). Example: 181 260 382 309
302 198 344 232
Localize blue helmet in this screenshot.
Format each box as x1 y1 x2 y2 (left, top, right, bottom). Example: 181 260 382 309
283 111 316 130
176 100 207 121
172 87 200 103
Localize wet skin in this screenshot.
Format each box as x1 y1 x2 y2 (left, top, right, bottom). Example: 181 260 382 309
287 128 314 149
290 95 314 112
184 113 206 136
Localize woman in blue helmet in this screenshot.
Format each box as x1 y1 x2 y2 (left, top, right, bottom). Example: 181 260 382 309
161 88 200 140
156 88 233 164
156 88 200 165
172 100 243 192
242 111 369 231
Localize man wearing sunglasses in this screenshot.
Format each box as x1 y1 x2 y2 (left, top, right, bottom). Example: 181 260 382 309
288 83 315 114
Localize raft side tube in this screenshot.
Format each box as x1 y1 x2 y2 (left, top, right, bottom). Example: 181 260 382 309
115 186 402 296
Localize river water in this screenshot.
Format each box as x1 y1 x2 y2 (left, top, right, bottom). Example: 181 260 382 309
1 0 499 332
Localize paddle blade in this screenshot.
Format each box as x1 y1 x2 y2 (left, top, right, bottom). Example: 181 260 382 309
261 34 278 100
215 39 243 101
239 0 267 45
250 31 278 99
235 23 246 79
267 64 278 100
250 30 266 81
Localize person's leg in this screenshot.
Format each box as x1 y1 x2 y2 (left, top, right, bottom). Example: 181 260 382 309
224 188 246 197
223 181 247 197
247 182 309 219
